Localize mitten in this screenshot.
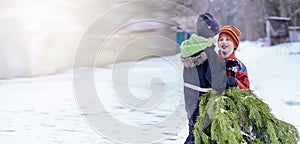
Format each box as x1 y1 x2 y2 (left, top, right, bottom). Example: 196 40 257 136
225 60 241 77
225 60 240 71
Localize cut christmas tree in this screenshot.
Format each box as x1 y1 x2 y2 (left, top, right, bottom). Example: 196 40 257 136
193 87 299 144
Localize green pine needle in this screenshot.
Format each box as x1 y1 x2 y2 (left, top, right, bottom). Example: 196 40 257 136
193 87 299 144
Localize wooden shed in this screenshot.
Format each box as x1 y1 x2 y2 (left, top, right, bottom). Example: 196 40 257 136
266 16 291 46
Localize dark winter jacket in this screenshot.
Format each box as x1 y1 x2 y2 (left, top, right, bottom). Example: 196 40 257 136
180 34 226 96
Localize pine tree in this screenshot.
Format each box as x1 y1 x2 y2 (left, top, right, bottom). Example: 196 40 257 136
193 87 299 144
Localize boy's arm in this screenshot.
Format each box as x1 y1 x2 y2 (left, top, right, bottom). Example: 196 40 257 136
235 71 250 89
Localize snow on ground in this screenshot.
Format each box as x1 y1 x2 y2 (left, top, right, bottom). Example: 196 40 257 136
0 41 300 143
238 41 300 129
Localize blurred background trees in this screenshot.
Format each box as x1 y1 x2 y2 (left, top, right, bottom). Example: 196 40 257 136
176 0 300 40
0 0 299 78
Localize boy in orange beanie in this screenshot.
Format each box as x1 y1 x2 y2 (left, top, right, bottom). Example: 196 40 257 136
218 25 250 89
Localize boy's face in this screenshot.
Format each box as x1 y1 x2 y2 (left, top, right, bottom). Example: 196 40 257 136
218 36 234 58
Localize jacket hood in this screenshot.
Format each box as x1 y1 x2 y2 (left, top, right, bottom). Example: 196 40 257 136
180 34 213 58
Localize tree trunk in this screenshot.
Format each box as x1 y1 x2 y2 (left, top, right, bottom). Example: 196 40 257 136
279 0 287 17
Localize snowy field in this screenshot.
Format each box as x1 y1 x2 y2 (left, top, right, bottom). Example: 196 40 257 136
1 41 300 143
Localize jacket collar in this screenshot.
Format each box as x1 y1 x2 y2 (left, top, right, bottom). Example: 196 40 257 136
181 51 208 68
218 52 236 61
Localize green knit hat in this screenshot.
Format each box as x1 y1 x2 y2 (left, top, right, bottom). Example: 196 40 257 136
180 34 213 58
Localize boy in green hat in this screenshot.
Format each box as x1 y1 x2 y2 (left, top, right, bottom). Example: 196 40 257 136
180 12 226 144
